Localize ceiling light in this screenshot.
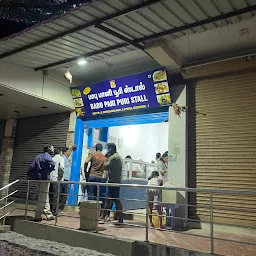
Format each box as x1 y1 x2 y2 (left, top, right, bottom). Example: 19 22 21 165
78 59 87 65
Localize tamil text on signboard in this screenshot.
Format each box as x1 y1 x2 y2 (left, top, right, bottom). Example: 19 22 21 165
71 69 171 118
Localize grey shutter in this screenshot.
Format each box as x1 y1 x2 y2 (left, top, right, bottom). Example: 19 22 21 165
10 113 70 201
188 72 256 227
0 121 5 154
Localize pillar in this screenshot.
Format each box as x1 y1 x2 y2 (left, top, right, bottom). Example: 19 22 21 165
0 119 17 193
168 85 187 227
87 128 93 148
66 112 76 149
99 127 109 143
68 117 84 205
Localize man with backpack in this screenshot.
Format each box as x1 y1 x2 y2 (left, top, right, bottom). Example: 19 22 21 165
27 145 56 221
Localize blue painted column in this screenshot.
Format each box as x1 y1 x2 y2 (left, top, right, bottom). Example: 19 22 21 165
87 128 93 147
68 118 84 205
99 127 109 143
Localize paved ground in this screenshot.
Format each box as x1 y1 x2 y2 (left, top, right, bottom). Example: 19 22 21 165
40 211 256 256
0 232 114 256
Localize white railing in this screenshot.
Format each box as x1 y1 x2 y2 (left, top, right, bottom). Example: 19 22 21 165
0 180 19 225
6 179 256 255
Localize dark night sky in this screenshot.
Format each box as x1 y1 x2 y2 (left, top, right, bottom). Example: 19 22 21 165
0 0 92 39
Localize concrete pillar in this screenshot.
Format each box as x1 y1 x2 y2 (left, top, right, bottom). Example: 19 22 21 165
0 119 17 190
168 85 187 227
66 111 76 148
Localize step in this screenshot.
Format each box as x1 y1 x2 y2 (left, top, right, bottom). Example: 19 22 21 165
12 219 216 256
0 225 11 233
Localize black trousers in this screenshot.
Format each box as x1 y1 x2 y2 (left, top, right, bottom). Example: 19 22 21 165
49 183 58 215
103 187 123 222
59 182 69 211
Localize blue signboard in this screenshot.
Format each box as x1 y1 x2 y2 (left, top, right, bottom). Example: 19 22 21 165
71 69 171 118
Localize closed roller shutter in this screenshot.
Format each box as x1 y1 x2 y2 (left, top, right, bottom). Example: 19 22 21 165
10 113 70 201
0 121 5 154
188 72 256 227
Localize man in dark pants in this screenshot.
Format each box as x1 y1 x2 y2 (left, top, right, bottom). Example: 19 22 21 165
49 148 64 216
27 145 56 221
103 143 124 227
59 145 76 213
83 143 106 203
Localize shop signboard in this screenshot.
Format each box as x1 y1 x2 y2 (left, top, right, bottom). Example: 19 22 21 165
71 68 171 118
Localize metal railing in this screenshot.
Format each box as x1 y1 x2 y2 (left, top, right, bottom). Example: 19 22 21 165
7 179 256 255
0 180 19 225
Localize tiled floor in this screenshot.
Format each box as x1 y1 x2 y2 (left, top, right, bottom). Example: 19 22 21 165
41 212 256 256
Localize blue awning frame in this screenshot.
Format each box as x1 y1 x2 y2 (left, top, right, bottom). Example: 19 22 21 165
84 111 169 129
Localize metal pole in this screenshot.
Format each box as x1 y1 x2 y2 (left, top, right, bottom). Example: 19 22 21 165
210 193 214 254
55 182 60 225
145 187 149 242
96 185 100 233
25 181 30 219
3 187 9 226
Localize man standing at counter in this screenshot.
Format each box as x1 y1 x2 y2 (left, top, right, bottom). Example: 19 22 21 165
84 143 106 202
103 143 124 226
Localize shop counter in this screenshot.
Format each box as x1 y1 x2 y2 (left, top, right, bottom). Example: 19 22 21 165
120 179 147 210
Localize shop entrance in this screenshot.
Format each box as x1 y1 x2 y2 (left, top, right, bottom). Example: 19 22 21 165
76 111 169 208
68 68 171 206
82 111 169 162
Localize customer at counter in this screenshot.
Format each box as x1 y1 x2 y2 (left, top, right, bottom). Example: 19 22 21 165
147 171 164 229
103 143 124 227
155 152 161 162
83 143 106 201
157 153 168 183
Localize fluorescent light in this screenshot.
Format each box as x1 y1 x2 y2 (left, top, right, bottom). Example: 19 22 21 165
78 59 87 65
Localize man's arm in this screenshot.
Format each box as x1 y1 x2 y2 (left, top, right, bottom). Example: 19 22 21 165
104 156 112 171
84 154 92 179
80 167 86 180
64 144 76 158
45 154 56 171
102 157 110 180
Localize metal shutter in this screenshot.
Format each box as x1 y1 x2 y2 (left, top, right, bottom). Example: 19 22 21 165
10 113 70 201
188 72 256 227
0 121 5 154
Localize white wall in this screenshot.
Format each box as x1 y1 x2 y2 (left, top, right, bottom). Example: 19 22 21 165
168 86 187 188
108 122 168 163
168 85 187 227
0 62 74 108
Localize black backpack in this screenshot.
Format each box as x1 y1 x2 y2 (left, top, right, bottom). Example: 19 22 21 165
27 166 39 180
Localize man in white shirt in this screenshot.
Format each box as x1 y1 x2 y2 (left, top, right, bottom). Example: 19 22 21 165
49 148 64 216
59 145 76 212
